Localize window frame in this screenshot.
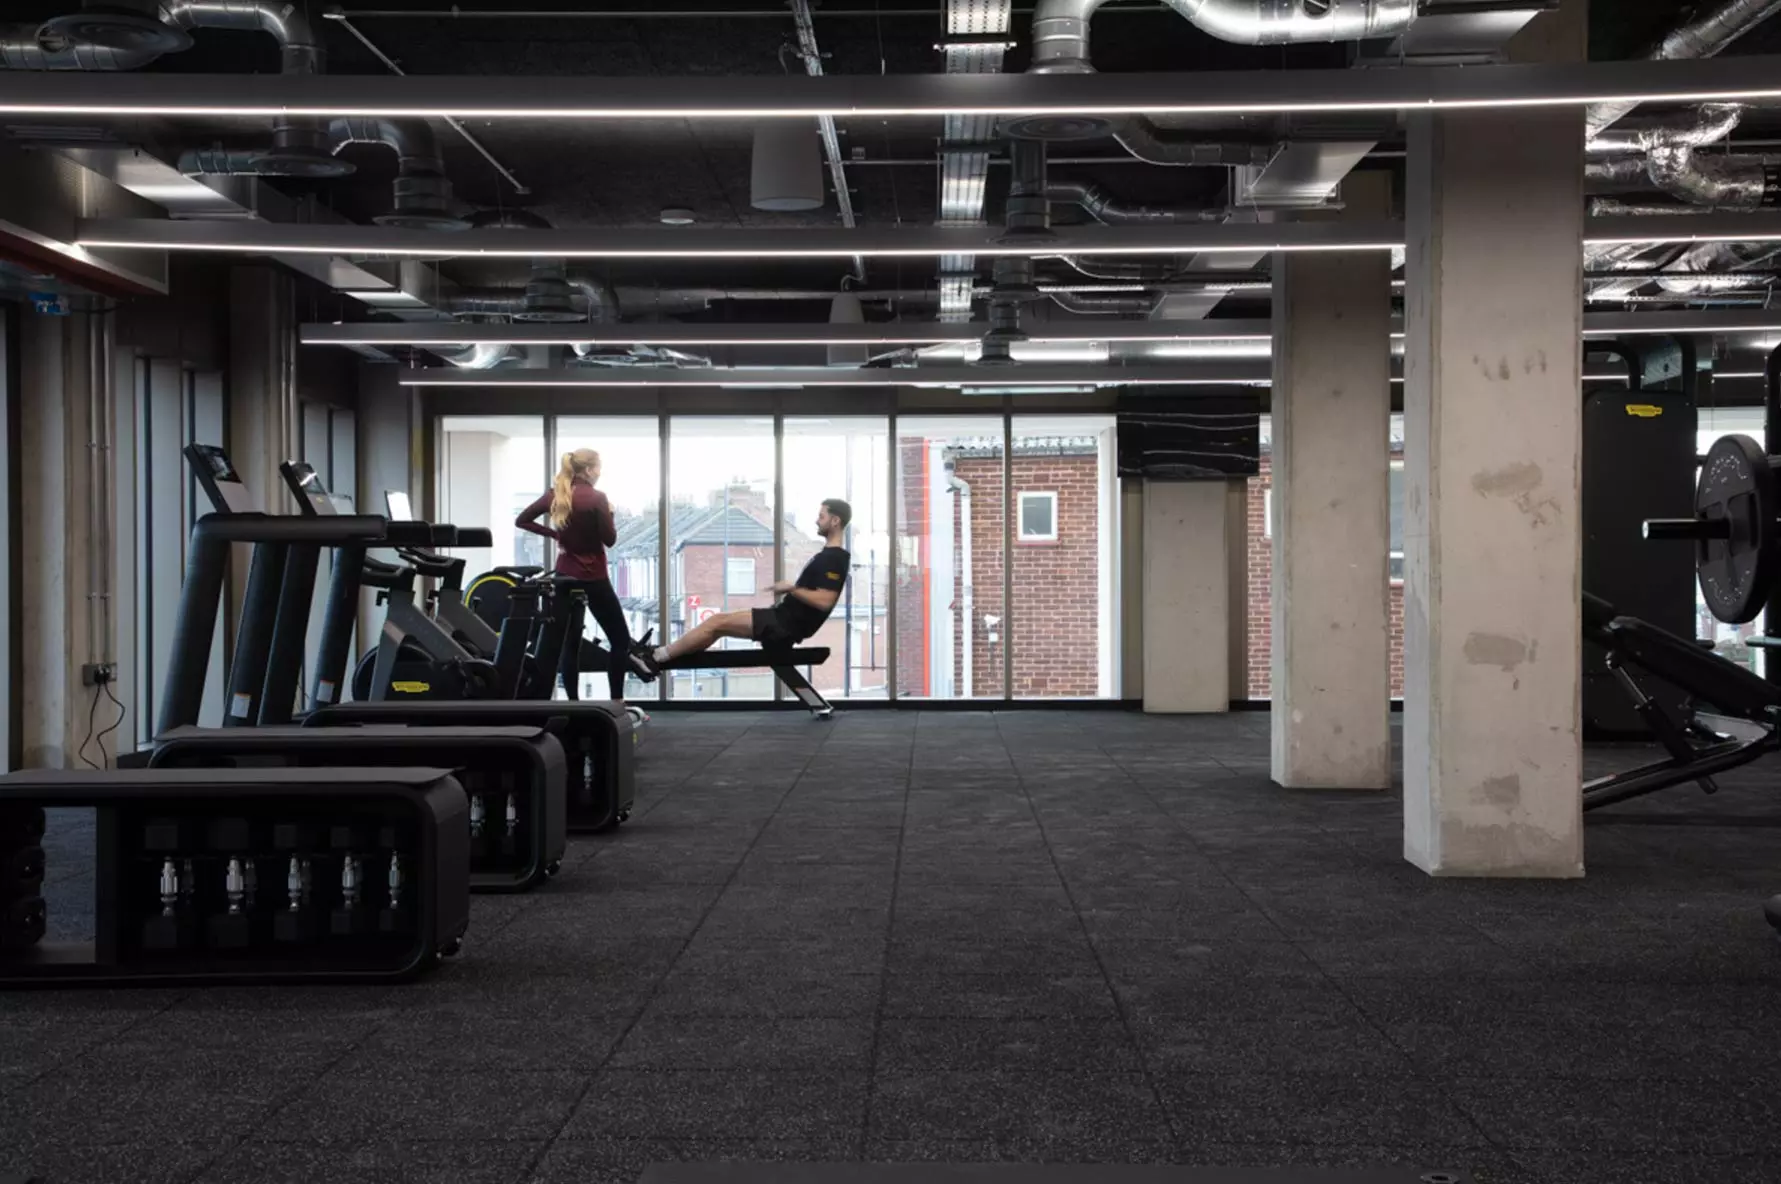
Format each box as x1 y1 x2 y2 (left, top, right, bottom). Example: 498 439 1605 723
725 555 757 596
1016 490 1059 544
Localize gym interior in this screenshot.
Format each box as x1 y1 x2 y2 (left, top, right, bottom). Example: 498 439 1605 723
3 2 1781 1182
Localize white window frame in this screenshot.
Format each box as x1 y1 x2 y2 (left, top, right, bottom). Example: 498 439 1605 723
726 555 756 595
1017 490 1059 542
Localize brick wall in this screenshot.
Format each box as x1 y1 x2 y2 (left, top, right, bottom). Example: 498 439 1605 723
1245 455 1405 699
896 440 1102 697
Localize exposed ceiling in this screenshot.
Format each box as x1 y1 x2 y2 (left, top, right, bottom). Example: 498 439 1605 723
7 0 1781 366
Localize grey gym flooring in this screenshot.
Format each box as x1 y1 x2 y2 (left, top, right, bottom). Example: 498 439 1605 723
5 710 1781 1184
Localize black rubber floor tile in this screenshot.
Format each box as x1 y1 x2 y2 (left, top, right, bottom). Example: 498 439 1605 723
356 1012 632 1072
1294 933 1539 980
1129 1016 1416 1076
0 1140 225 1184
649 971 883 1019
677 932 886 974
1114 977 1368 1025
1509 1150 1781 1184
607 1016 875 1070
192 1138 547 1184
880 974 1121 1020
0 1049 303 1147
885 936 1102 978
873 1018 1142 1073
867 1071 1171 1151
1074 908 1287 943
1174 1143 1531 1184
255 1068 587 1145
894 883 1075 912
562 1070 869 1140
1446 1076 1781 1154
1157 1072 1489 1148
1383 1020 1777 1080
532 1139 862 1184
1093 938 1324 983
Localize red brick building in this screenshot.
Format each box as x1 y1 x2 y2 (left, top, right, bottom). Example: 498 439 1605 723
897 435 1107 698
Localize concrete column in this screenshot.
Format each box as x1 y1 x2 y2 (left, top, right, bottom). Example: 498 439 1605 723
1401 6 1586 876
19 309 120 768
1142 480 1232 713
356 363 418 647
1269 172 1393 789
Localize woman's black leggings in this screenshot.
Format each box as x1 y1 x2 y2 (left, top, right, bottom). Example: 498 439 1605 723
555 577 631 701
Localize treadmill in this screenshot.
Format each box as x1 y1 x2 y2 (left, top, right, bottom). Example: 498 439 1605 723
128 446 570 891
290 466 636 835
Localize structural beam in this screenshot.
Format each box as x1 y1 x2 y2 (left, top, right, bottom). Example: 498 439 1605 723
4 56 1781 118
299 321 1281 348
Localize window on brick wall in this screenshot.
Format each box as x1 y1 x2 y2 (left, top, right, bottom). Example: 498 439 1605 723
726 557 756 595
1018 491 1058 542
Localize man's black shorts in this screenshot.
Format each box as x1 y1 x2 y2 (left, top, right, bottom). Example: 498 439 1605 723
751 606 806 648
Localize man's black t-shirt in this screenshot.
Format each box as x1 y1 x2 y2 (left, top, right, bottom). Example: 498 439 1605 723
780 545 850 635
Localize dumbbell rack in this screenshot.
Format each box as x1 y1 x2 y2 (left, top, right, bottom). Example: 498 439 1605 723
0 767 469 988
145 725 567 892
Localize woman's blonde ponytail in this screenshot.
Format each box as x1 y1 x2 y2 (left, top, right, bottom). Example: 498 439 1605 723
549 448 600 527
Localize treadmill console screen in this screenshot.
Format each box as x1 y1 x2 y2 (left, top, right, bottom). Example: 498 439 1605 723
185 444 258 515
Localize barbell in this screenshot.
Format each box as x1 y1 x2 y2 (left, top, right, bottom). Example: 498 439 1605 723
1643 432 1778 625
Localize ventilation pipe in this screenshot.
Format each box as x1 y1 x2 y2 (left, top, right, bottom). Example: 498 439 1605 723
980 139 1051 366
1046 290 1162 315
328 118 468 231
1646 144 1780 209
442 343 512 371
1048 180 1225 225
1031 0 1415 72
1588 0 1781 141
463 209 589 324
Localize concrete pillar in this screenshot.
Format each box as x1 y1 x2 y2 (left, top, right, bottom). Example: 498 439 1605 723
1269 172 1393 789
19 309 120 768
1120 478 1145 701
1142 481 1232 713
1400 4 1586 876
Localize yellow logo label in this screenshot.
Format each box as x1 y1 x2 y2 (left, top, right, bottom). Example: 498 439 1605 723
826 572 841 580
1625 404 1664 418
392 680 431 694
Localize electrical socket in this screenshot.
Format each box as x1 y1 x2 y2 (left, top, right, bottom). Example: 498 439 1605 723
81 663 115 687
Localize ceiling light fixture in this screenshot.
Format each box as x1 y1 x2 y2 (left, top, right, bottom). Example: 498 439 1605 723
298 321 1276 348
6 56 1781 119
395 363 1269 389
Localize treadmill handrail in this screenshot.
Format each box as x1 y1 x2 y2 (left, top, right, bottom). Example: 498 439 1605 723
191 512 389 545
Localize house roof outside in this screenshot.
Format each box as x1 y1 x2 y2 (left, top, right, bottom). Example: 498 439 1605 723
611 501 815 559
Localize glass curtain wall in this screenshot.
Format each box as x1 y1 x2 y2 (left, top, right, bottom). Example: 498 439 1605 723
783 417 890 699
555 415 662 701
668 417 777 701
437 416 549 580
895 416 1006 700
1009 414 1118 698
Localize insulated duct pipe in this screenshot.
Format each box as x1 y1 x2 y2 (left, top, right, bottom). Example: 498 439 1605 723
329 117 468 230
441 342 512 371
464 209 590 323
1031 0 1415 71
1587 0 1781 140
1108 121 1276 169
9 3 336 173
1048 180 1225 224
981 138 1051 366
1047 290 1162 315
1646 144 1780 209
1589 103 1744 154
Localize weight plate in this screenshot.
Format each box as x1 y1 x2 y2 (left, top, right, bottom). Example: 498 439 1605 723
1695 433 1778 624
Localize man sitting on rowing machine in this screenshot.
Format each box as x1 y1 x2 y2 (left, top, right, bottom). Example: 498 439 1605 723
631 498 851 678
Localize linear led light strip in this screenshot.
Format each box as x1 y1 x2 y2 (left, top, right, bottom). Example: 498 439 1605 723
395 374 1265 388
14 91 1781 120
300 332 1275 347
74 238 1402 258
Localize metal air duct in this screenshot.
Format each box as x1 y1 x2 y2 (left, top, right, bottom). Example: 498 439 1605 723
1031 0 1416 74
1588 0 1781 141
329 117 469 231
4 2 348 180
462 208 589 324
442 343 511 371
